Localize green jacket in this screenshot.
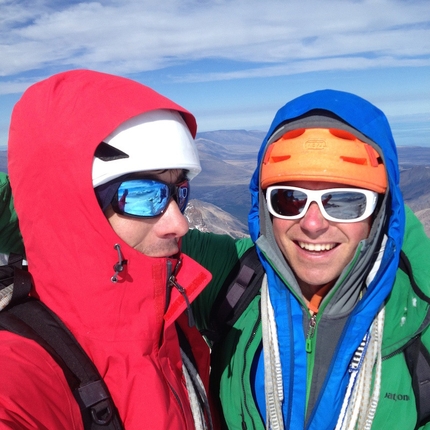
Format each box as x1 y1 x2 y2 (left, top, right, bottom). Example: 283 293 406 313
0 172 23 255
184 207 430 429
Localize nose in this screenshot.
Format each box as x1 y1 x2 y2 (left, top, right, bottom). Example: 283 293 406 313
299 202 329 233
157 199 189 238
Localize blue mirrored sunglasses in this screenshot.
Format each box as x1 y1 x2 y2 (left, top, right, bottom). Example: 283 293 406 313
111 178 189 218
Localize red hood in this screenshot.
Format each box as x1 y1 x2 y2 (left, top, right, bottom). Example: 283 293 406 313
8 69 208 341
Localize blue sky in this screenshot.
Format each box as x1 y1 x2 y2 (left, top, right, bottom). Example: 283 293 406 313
1 0 430 148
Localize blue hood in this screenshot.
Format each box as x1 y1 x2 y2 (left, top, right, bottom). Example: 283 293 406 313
249 88 404 275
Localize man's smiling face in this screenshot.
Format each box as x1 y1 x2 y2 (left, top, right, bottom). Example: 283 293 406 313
271 180 372 301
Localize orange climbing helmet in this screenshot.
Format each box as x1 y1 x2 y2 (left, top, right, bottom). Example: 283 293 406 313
260 128 387 193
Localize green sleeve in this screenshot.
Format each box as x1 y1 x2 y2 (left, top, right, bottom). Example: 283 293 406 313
182 228 253 331
0 172 24 255
402 206 430 427
402 205 430 295
401 206 430 430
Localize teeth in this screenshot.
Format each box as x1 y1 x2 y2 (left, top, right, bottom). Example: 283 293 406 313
299 242 335 251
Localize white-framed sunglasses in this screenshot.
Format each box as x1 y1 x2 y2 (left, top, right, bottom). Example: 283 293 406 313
266 186 379 223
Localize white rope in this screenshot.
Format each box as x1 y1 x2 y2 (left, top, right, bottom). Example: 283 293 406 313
362 307 384 430
335 306 385 430
261 276 284 430
335 333 370 430
0 284 13 310
182 362 207 430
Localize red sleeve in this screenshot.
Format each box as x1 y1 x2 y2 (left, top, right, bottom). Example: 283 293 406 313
0 331 84 430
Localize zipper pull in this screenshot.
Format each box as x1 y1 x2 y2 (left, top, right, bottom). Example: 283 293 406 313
306 314 317 353
170 276 195 327
165 258 183 313
111 243 127 283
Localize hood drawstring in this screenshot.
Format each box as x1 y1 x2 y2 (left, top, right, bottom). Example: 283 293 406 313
110 249 195 326
111 244 128 283
168 258 195 327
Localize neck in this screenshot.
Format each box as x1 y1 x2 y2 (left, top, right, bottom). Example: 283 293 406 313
299 281 335 313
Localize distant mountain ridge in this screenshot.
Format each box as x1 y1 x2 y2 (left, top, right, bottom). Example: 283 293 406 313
397 146 430 165
400 165 430 212
1 131 429 237
196 130 265 149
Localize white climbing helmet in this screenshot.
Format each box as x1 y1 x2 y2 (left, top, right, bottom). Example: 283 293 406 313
92 109 201 187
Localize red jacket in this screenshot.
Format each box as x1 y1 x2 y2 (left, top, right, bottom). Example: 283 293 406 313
2 70 214 429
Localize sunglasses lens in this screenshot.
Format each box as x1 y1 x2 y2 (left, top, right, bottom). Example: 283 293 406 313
270 189 308 217
175 182 189 212
113 179 190 218
322 191 368 220
116 180 170 217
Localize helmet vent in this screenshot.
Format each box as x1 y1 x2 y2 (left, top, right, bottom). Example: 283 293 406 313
95 142 129 162
340 156 367 166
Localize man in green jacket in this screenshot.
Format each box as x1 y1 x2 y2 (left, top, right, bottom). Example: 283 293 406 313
184 90 430 429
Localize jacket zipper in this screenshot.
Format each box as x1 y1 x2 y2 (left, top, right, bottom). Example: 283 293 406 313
305 311 318 414
164 260 185 419
169 280 195 327
306 313 317 353
165 260 173 314
166 258 195 327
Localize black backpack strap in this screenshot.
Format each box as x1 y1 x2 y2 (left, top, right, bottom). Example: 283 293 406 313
0 253 24 289
398 250 430 428
404 335 430 428
5 253 24 269
0 297 123 429
204 246 264 345
399 250 430 304
0 254 30 310
11 267 33 302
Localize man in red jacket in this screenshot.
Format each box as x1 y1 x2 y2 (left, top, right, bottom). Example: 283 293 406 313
1 69 215 429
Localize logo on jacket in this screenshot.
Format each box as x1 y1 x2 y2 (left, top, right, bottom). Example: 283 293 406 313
384 392 410 401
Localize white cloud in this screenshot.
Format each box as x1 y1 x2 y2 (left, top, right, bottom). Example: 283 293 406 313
175 56 430 83
1 0 429 86
0 0 429 146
